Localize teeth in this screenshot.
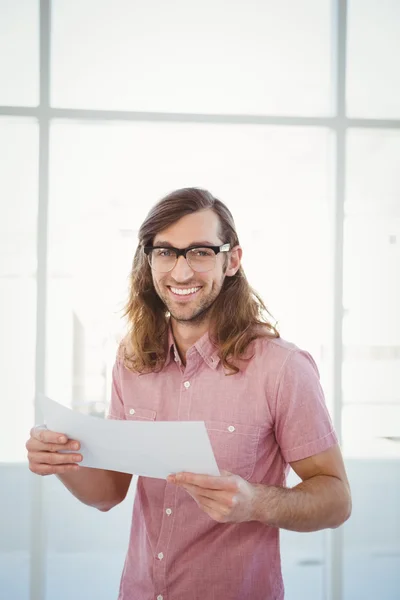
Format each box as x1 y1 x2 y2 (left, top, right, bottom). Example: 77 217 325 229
170 287 200 296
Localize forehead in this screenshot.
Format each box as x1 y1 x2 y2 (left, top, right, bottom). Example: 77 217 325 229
153 209 222 246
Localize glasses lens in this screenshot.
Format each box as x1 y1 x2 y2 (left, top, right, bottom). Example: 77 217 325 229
149 248 177 272
186 248 216 272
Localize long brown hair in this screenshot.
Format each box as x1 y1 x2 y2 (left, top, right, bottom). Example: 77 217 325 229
122 188 279 374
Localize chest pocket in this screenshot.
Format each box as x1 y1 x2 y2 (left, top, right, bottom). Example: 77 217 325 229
205 420 260 481
124 406 156 421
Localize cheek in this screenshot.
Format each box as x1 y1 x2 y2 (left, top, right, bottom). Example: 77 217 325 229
215 269 226 289
154 275 166 289
152 276 165 296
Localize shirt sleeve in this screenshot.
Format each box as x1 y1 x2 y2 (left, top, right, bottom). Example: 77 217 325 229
106 358 126 420
274 349 338 463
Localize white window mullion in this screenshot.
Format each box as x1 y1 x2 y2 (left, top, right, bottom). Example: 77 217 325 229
30 2 51 600
325 1 347 600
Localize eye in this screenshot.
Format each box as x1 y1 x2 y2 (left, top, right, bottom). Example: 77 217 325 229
156 248 173 257
192 248 214 257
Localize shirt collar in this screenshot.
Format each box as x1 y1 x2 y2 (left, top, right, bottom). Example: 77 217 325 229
165 324 220 370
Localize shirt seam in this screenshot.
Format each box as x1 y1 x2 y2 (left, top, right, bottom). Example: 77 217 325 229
282 429 337 454
245 425 261 480
164 485 178 599
272 348 298 422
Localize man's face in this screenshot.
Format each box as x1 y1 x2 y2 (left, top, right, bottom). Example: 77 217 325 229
151 209 240 325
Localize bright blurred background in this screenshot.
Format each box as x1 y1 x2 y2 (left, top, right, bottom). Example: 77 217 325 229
0 1 399 599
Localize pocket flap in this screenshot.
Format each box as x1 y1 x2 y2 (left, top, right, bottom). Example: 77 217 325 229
205 420 259 437
125 406 156 421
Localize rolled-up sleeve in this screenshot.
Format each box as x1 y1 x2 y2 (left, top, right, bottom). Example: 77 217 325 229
274 349 338 463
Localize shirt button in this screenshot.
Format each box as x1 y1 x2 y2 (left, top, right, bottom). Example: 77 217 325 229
129 409 135 415
158 552 164 560
157 596 163 600
166 508 172 515
228 425 235 432
184 381 190 389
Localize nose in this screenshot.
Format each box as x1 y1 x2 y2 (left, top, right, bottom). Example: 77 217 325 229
170 255 194 281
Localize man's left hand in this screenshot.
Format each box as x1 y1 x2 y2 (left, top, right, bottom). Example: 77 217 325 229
167 471 259 523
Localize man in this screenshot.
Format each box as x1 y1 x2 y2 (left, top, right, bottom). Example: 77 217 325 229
27 187 351 600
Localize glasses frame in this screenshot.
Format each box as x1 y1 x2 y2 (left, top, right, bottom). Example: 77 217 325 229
143 243 231 272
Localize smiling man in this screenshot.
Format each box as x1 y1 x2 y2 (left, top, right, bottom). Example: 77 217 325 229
142 209 237 355
26 187 351 600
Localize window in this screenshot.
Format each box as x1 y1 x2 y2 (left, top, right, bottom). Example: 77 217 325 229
51 0 332 115
342 129 400 458
0 118 38 462
1 2 400 599
0 0 39 106
0 116 38 600
347 0 400 118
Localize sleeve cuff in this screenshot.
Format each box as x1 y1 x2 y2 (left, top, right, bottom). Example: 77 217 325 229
282 430 339 463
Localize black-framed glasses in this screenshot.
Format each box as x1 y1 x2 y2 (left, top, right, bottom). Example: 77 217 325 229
143 243 231 273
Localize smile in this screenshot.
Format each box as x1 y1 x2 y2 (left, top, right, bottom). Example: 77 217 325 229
169 286 201 297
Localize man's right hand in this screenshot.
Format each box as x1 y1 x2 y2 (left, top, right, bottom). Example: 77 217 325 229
26 426 83 476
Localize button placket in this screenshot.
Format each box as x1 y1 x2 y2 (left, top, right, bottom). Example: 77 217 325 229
153 484 177 595
177 352 199 425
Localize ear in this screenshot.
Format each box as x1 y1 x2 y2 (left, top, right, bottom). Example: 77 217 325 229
225 246 242 277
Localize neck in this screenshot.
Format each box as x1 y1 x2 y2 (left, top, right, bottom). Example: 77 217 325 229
171 318 210 364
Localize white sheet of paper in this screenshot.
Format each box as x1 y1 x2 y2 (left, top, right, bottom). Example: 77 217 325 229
40 396 220 479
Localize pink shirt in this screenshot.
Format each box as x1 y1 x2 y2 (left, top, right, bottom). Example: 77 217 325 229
108 330 338 600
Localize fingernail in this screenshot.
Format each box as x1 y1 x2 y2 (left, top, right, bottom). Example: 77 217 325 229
58 436 66 443
71 443 79 450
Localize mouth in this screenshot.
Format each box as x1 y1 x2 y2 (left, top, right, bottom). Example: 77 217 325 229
168 286 202 300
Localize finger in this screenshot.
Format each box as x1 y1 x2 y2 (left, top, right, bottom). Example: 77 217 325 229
179 483 237 507
28 451 82 466
26 437 80 453
31 425 69 445
197 498 231 522
171 472 239 492
178 488 229 521
29 462 80 476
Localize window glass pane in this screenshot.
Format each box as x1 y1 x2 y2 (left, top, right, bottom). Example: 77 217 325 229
343 129 400 458
0 117 38 599
343 458 400 600
0 118 38 460
47 120 333 598
44 476 134 600
343 128 400 600
347 0 400 118
51 0 332 116
0 0 39 106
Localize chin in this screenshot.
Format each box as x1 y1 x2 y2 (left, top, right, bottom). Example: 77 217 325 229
173 306 211 324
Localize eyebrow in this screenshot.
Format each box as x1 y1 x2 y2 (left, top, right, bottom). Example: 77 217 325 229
152 240 220 247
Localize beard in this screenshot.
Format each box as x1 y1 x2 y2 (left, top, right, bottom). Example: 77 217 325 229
169 299 213 324
155 275 225 325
